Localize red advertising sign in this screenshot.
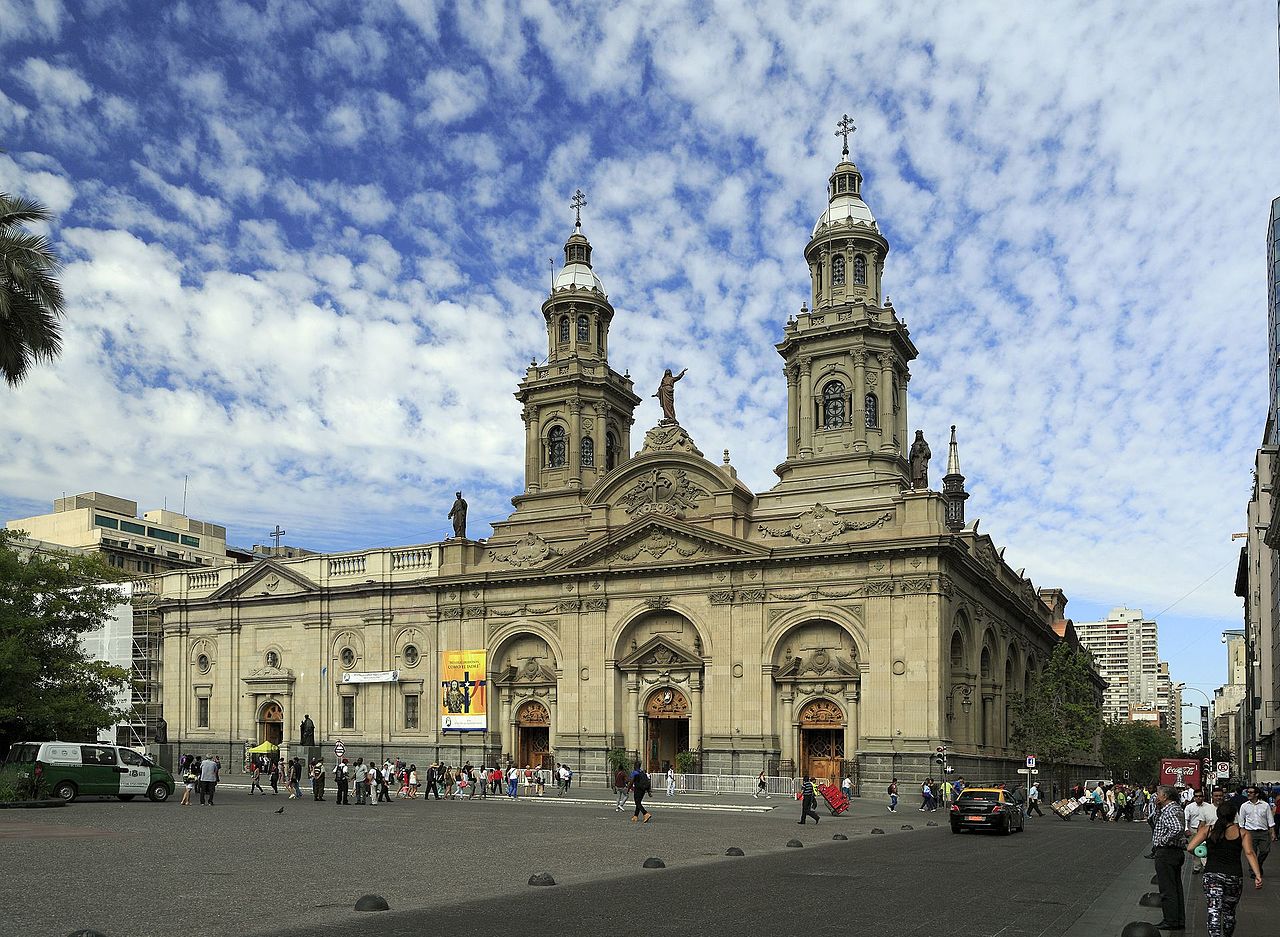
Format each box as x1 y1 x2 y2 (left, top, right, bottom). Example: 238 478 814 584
1160 758 1201 790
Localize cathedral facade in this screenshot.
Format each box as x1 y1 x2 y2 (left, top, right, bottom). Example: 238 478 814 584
144 140 1088 789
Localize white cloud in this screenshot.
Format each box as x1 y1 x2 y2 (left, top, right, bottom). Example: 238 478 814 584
15 57 91 106
416 67 487 125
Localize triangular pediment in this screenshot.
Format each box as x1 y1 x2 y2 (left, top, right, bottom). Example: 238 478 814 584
617 635 704 672
493 661 558 687
545 516 768 572
208 560 318 602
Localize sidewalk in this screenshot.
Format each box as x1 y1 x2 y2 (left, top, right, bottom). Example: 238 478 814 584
1065 841 1278 936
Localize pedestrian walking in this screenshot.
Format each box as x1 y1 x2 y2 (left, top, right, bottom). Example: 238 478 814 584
353 758 366 804
629 762 652 823
311 759 326 801
336 758 351 805
198 754 219 805
1187 800 1264 937
1027 781 1044 818
887 778 898 813
798 776 821 824
614 765 629 810
754 770 769 799
841 774 852 803
1238 786 1276 877
364 762 376 804
920 779 934 812
507 765 520 799
666 765 676 797
377 763 392 803
1150 784 1188 932
1185 789 1216 873
180 759 195 806
249 761 264 795
269 759 279 795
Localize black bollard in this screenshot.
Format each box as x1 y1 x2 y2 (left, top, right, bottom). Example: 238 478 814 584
832 833 848 840
1137 892 1162 908
528 872 556 886
786 839 804 848
643 857 666 868
1120 923 1161 937
725 847 745 856
354 895 389 912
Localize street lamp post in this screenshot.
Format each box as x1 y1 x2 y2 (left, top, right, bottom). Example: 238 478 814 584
1179 685 1214 790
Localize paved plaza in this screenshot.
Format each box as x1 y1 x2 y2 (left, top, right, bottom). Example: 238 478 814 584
7 787 1262 937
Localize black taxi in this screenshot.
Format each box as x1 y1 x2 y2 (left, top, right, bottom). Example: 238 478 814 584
949 786 1025 835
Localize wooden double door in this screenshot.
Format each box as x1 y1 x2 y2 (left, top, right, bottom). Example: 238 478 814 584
801 728 844 786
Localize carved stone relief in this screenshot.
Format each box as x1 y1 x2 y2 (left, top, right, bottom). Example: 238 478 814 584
617 469 708 519
488 532 560 568
758 504 892 543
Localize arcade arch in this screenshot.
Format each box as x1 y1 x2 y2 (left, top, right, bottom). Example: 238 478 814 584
490 629 559 767
771 618 861 784
614 608 706 766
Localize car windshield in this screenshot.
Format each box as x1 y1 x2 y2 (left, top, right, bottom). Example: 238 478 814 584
958 791 1001 803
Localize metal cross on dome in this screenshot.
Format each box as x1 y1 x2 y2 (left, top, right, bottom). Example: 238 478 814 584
835 114 856 159
571 188 587 228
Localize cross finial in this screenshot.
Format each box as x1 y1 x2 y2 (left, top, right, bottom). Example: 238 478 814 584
268 525 286 550
834 114 856 159
571 188 587 229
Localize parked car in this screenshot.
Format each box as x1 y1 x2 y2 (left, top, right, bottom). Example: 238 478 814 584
950 786 1025 834
5 741 175 803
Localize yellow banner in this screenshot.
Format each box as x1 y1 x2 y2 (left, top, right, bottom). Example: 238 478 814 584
440 649 487 731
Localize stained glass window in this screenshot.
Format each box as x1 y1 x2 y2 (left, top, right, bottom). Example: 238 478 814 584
577 315 589 342
581 436 594 467
832 255 845 287
606 431 618 471
822 381 846 429
853 255 866 285
865 392 879 429
548 426 567 467
558 317 569 343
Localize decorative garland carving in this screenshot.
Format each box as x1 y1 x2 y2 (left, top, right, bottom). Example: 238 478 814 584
709 590 734 605
585 598 608 611
901 579 931 594
618 532 701 562
488 532 560 569
645 596 673 609
865 581 894 596
757 504 892 544
738 589 766 602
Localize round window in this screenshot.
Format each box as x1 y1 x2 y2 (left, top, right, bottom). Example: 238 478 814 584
340 647 356 669
197 653 211 674
403 645 419 667
265 650 280 669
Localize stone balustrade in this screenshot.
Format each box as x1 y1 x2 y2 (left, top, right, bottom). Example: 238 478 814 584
391 547 433 571
327 554 368 577
188 570 220 590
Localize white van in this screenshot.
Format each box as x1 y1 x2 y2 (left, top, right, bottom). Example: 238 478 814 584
6 741 175 803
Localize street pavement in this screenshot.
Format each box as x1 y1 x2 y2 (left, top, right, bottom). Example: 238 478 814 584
0 788 1237 937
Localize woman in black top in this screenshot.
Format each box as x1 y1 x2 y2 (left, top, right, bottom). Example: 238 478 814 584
1187 801 1264 937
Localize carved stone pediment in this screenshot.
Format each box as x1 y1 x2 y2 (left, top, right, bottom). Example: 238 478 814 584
775 649 859 681
241 667 296 691
617 636 703 673
547 516 767 573
210 560 318 602
493 660 558 687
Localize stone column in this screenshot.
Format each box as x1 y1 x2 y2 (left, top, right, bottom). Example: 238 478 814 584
878 353 895 452
845 685 860 770
852 350 867 452
784 365 798 459
568 398 583 487
689 673 703 753
500 689 512 760
897 369 909 455
798 357 813 459
628 675 641 757
592 403 606 478
780 686 795 766
524 405 539 493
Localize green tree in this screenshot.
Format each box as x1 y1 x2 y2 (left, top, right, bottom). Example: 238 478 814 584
1101 721 1178 783
1009 641 1103 794
0 191 65 386
0 531 129 754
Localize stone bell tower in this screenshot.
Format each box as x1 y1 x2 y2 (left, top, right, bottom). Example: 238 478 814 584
513 190 641 503
773 116 919 500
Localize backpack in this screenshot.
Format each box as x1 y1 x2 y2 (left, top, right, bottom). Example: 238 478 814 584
636 771 651 793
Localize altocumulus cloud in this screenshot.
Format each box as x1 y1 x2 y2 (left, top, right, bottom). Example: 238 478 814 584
0 0 1276 698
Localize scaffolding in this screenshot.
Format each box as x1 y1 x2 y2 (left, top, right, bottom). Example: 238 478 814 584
121 583 163 747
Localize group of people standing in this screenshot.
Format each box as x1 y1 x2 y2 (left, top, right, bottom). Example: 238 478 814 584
1148 783 1278 934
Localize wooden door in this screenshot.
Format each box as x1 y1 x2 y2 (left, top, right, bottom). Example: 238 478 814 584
802 729 843 786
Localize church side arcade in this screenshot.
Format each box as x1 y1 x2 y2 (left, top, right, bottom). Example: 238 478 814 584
143 123 1100 790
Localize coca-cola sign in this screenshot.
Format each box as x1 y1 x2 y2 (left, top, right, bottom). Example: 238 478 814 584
1160 758 1201 790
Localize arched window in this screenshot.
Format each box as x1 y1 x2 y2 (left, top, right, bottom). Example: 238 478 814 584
853 255 866 285
831 255 845 287
547 425 566 467
950 631 965 669
864 392 879 429
822 380 846 429
558 317 569 344
580 436 594 467
596 321 604 350
577 315 589 342
606 430 618 471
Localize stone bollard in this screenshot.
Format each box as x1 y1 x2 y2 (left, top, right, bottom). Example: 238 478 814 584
832 833 848 840
1137 892 1162 908
786 839 804 848
528 872 556 886
926 821 938 827
870 828 885 834
354 895 389 912
643 857 666 868
901 824 914 830
68 932 109 937
725 847 745 856
1120 923 1161 937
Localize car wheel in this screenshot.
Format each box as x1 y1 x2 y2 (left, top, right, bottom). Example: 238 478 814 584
117 794 136 801
53 780 77 802
147 782 170 803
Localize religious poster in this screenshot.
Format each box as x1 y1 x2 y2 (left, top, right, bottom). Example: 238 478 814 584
440 649 487 731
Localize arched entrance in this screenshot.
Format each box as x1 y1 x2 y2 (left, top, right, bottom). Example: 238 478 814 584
799 699 845 786
258 700 284 745
516 700 552 769
645 688 690 772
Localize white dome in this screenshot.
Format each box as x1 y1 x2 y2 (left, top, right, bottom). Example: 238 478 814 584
812 193 877 236
553 262 604 292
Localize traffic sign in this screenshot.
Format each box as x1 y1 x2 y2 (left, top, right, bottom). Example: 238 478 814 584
1017 768 1040 775
1215 762 1229 779
334 739 346 758
1026 755 1036 769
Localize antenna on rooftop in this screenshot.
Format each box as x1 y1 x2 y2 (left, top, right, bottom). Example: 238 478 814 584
182 475 188 516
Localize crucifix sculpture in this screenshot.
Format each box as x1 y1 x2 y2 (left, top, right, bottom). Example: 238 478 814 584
571 188 587 229
835 113 856 159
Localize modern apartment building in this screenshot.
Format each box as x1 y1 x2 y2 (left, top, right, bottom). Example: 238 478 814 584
5 491 235 574
1156 661 1183 750
1075 607 1161 724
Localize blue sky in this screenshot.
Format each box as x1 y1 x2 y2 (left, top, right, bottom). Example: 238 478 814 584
1 0 1277 744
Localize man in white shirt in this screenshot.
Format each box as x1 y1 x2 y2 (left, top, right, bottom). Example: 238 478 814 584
1184 789 1216 873
1238 786 1276 876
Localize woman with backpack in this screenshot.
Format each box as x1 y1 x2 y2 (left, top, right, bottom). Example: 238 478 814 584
629 762 652 822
